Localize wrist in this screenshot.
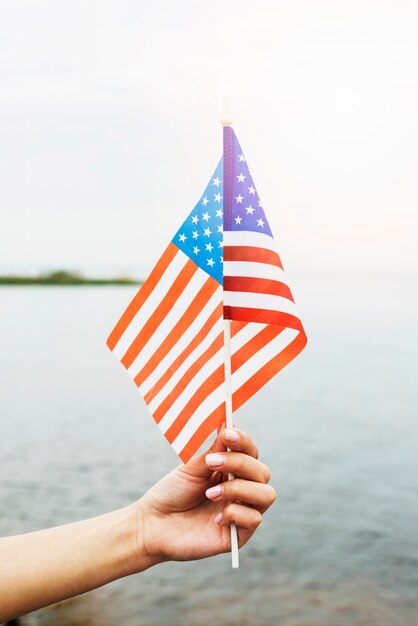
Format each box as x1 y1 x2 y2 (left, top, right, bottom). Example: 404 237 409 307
125 500 163 574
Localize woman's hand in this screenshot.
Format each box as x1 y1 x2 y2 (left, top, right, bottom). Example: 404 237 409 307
134 427 276 565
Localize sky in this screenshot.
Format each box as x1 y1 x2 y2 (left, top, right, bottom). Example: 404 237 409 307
0 0 417 277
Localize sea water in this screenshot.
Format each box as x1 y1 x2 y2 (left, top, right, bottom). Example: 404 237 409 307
0 273 417 626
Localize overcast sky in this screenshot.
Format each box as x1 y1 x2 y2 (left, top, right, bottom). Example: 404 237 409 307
1 0 417 276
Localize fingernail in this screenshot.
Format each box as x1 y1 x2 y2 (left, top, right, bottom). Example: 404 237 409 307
225 428 239 443
206 485 223 499
214 512 223 524
206 453 225 467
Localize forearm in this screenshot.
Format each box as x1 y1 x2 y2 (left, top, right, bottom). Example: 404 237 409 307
0 503 154 622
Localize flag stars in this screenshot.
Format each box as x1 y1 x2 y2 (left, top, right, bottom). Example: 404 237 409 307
179 233 187 242
235 215 242 225
235 194 243 204
257 218 265 228
202 211 210 221
258 200 263 208
248 185 256 195
193 246 200 255
212 177 221 187
192 230 199 239
215 208 223 218
202 196 209 206
238 154 245 162
237 173 246 182
246 205 255 215
218 240 223 248
191 215 198 224
203 227 212 237
207 258 215 267
214 193 222 203
205 243 214 252
217 225 223 233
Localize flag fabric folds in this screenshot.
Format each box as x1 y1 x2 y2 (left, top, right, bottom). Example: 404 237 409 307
107 127 307 462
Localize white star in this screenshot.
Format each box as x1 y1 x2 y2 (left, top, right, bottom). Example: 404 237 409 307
191 215 198 224
215 208 223 218
246 205 255 215
235 215 242 225
202 211 210 221
203 227 212 237
212 177 221 187
238 154 245 162
202 196 209 206
207 258 215 267
179 233 187 242
193 246 200 254
257 218 265 227
248 186 255 195
235 194 243 204
237 173 246 182
217 225 222 233
214 193 222 203
218 240 223 248
205 242 213 252
192 230 199 239
258 200 263 207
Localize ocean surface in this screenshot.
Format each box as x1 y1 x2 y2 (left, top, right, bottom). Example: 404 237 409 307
0 273 417 626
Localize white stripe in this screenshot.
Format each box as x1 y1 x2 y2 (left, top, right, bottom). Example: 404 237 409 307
112 250 187 360
127 268 209 378
146 315 224 413
225 261 288 284
226 230 277 252
171 386 225 454
224 291 299 317
139 288 222 396
157 322 261 434
232 326 300 392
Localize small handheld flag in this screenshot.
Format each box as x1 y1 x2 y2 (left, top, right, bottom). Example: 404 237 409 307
106 121 307 566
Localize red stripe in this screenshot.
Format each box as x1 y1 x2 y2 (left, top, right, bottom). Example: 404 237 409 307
143 303 223 405
133 277 219 388
107 243 177 350
225 306 304 331
224 245 283 268
164 363 225 444
231 324 285 374
178 403 226 463
233 331 308 412
121 259 197 369
225 276 294 301
152 331 224 424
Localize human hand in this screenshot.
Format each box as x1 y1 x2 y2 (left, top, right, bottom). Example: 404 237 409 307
133 427 276 565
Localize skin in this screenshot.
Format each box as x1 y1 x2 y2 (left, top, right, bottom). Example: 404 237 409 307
0 427 276 622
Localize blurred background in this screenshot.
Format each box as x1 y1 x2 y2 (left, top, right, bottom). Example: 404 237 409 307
1 1 417 625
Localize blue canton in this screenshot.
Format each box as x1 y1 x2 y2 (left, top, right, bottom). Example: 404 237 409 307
172 159 224 285
227 132 273 237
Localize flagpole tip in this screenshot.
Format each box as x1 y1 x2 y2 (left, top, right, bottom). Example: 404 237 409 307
220 115 233 127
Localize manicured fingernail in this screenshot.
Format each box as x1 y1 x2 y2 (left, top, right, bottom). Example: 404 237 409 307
214 512 223 524
224 428 239 443
206 485 223 499
206 453 225 467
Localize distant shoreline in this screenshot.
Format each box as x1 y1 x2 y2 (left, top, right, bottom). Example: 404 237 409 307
0 271 142 286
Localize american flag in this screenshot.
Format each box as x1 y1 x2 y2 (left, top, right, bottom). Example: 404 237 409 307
107 127 307 462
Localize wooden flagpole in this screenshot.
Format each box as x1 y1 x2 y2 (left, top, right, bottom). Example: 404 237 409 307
221 101 239 568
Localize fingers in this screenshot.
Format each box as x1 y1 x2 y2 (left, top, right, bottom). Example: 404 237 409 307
206 479 276 511
215 503 262 531
220 428 259 459
205 451 271 483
